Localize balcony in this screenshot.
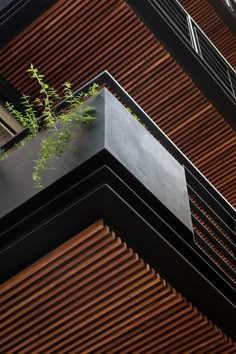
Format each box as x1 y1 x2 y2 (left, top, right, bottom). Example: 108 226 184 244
127 0 236 130
0 0 235 349
0 73 235 342
1 0 235 208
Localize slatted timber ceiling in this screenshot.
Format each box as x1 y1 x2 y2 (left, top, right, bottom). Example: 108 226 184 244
0 220 235 353
0 0 235 207
179 0 236 70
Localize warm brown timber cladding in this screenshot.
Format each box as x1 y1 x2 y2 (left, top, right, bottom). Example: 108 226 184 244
179 0 236 70
0 220 235 353
0 0 235 207
188 190 236 286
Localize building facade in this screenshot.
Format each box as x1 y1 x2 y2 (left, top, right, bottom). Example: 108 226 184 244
0 0 235 352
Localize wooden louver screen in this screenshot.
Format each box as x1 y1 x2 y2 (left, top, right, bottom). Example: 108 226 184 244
190 195 236 285
0 0 235 207
0 220 235 353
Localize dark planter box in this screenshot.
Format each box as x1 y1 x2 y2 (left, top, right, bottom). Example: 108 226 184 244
0 88 192 233
0 85 194 302
2 89 236 342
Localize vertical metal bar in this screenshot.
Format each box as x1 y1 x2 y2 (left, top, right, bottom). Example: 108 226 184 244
226 0 233 9
224 0 230 7
227 69 236 98
225 0 234 10
186 15 199 54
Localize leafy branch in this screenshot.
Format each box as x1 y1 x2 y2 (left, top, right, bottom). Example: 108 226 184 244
5 64 98 188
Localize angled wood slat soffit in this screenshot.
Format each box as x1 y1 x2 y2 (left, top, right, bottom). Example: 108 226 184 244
0 220 235 353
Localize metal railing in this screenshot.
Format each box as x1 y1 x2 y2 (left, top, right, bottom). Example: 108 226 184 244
147 0 191 45
1 70 235 287
194 25 236 98
224 0 236 13
150 0 236 101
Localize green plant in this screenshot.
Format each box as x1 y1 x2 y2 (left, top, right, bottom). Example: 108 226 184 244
0 148 8 160
127 107 146 128
6 64 98 188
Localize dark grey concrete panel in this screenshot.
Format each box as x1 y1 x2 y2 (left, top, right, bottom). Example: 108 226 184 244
104 89 192 231
0 88 192 232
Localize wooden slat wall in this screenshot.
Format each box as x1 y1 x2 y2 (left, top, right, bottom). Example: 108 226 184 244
190 194 236 285
0 0 235 207
0 220 235 353
179 0 236 70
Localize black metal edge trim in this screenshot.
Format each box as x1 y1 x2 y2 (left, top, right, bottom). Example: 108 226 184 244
192 216 236 278
186 168 236 230
0 144 191 241
188 184 235 239
1 165 235 306
195 230 236 283
190 200 235 251
195 220 235 267
0 182 235 341
1 70 234 222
